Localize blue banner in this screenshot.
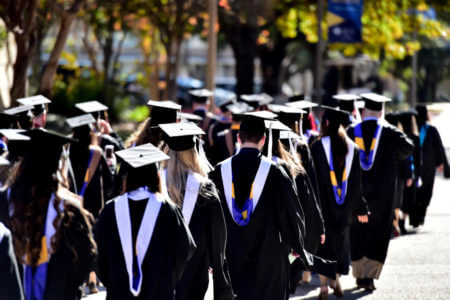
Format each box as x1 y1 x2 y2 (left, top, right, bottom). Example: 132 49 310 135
328 0 363 43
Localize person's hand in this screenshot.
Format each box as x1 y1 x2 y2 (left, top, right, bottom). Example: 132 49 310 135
320 234 326 244
98 119 112 135
406 178 413 187
437 164 444 173
358 215 369 223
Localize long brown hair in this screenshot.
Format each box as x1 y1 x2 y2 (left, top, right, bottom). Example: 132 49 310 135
125 118 163 148
320 114 348 168
263 137 305 178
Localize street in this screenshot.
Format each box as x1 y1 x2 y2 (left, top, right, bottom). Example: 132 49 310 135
85 106 450 300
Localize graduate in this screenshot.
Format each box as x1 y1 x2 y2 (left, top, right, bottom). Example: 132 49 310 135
0 221 25 300
398 111 421 233
17 95 51 129
311 106 369 299
75 100 124 151
334 94 362 127
159 122 234 300
66 114 114 294
4 104 35 130
0 128 97 300
347 93 414 290
210 111 315 300
124 100 181 148
189 89 217 133
410 105 450 227
286 98 319 145
94 143 196 299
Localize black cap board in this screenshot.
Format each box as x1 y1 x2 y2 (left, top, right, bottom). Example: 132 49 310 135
333 94 361 113
384 112 399 126
275 105 307 125
22 128 76 147
115 143 170 169
321 105 350 125
160 122 205 151
147 100 181 126
4 105 34 116
17 95 51 116
0 129 30 157
189 89 213 104
288 94 306 102
239 110 276 137
240 93 273 108
66 114 96 129
75 101 108 114
360 93 391 111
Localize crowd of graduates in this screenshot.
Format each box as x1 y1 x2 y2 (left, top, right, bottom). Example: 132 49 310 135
0 89 448 300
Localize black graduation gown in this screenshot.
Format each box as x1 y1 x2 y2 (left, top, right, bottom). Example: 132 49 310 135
410 125 450 226
347 120 414 264
0 193 97 300
100 132 124 152
194 109 217 161
175 181 234 300
209 121 233 165
69 148 114 218
311 140 368 275
401 134 420 214
95 196 196 300
210 148 310 300
0 222 24 300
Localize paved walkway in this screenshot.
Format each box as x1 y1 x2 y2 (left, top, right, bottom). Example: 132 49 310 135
86 105 450 300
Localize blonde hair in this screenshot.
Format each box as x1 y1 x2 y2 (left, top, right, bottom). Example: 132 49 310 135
162 146 209 206
277 141 305 178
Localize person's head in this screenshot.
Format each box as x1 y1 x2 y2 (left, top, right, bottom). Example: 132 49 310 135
320 107 349 166
189 89 212 110
122 163 161 194
416 105 429 127
360 93 390 119
238 127 266 149
399 112 419 136
17 95 51 129
8 129 74 266
362 108 382 119
237 112 278 149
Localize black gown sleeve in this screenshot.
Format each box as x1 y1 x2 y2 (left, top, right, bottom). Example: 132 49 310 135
94 202 112 286
391 126 415 161
171 204 197 283
205 187 234 300
64 203 97 286
100 156 114 200
109 131 125 150
430 126 450 177
273 166 306 256
0 225 24 300
350 152 369 217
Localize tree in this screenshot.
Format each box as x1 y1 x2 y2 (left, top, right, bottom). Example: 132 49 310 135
130 0 207 100
37 0 87 98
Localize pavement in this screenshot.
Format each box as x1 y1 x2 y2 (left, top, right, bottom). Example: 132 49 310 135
85 105 450 300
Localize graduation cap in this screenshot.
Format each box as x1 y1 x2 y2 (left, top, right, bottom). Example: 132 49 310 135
0 129 30 141
0 129 30 157
22 128 76 147
66 114 96 129
147 100 181 126
115 143 170 169
239 111 276 138
333 94 361 113
288 94 306 102
0 156 9 166
279 131 301 141
218 98 236 113
17 95 51 116
226 102 253 118
276 106 307 125
178 112 203 123
360 93 391 111
240 93 273 108
75 100 108 115
189 89 214 104
4 105 34 116
384 112 399 126
320 105 350 125
160 122 205 151
265 120 291 132
286 100 318 114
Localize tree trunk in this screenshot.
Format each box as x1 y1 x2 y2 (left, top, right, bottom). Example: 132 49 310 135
102 35 114 106
38 14 76 98
10 33 37 102
166 36 182 101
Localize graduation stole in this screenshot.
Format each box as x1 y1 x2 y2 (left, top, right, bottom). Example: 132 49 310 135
321 137 354 205
24 194 61 300
78 148 102 197
160 169 202 225
420 124 429 147
114 188 162 297
221 156 271 226
354 119 383 171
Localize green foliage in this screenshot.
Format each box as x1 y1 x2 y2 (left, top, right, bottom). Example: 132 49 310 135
123 105 150 123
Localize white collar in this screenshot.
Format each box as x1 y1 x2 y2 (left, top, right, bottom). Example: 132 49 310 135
363 116 379 122
128 187 151 201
